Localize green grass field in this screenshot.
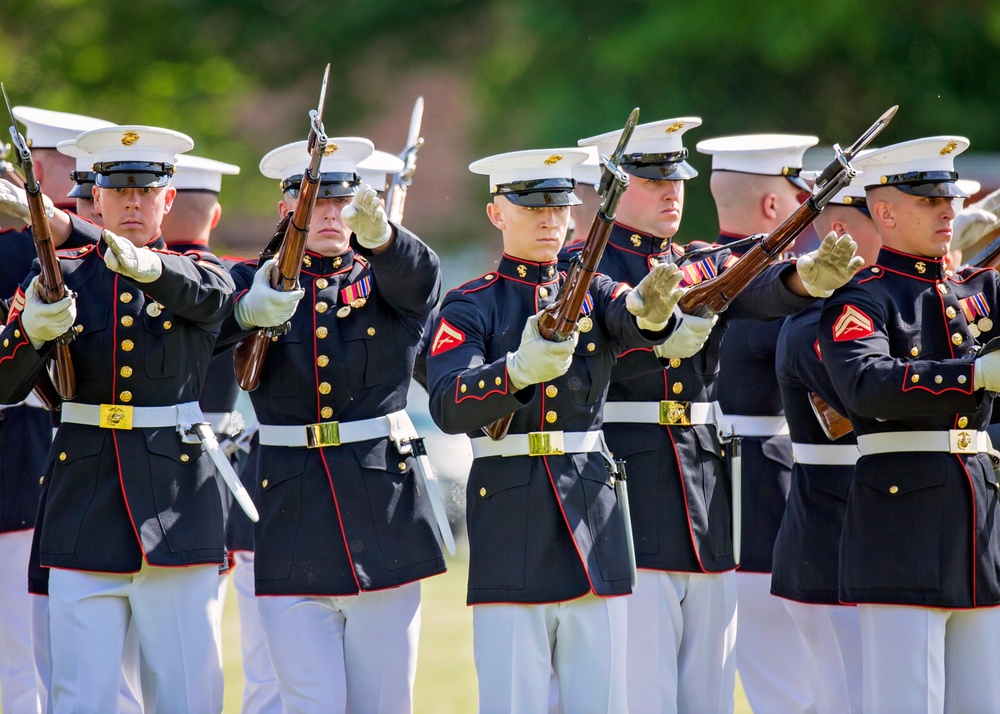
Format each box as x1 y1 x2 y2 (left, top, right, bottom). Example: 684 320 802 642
219 545 752 713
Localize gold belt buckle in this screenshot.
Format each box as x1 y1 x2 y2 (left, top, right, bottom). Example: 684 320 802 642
528 431 565 456
659 400 691 426
99 404 133 430
306 421 341 448
949 429 977 454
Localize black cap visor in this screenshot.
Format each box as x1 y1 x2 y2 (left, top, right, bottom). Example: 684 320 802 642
494 178 581 207
282 171 359 199
67 171 96 199
867 171 968 198
94 162 174 189
622 149 698 181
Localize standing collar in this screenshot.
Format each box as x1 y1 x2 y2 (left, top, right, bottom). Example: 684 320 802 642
497 254 559 285
609 222 673 256
876 246 946 281
301 248 355 276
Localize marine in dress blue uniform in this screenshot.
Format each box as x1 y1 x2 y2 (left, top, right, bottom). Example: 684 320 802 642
224 137 445 714
819 136 1000 713
0 124 235 713
0 107 115 714
563 118 820 714
770 171 881 714
427 147 689 714
697 133 824 714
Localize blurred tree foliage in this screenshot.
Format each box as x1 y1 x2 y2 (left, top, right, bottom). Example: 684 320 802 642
3 0 1000 246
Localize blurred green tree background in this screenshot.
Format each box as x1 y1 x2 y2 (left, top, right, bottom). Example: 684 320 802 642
3 0 1000 273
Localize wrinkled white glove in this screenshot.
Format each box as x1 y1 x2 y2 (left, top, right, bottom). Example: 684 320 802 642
102 229 163 283
654 310 719 360
625 262 684 331
342 182 392 249
975 352 1000 392
20 276 76 349
952 188 1000 252
234 258 305 329
506 313 578 391
796 231 865 298
0 178 54 225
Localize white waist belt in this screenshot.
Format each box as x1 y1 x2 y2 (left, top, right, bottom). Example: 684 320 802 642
857 430 988 456
725 414 789 438
258 410 410 448
62 401 200 429
604 401 720 426
792 442 861 466
471 430 605 458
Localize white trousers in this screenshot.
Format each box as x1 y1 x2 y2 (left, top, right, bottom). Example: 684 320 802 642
734 572 813 714
257 582 421 714
232 551 281 714
783 599 862 714
31 594 52 713
48 563 223 714
473 594 628 714
858 603 1000 714
626 569 737 714
0 529 39 714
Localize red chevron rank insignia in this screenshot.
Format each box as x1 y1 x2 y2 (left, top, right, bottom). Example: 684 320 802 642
833 305 874 341
430 318 466 356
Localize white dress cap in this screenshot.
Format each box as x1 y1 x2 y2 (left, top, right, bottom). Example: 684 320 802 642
853 136 969 197
357 149 405 193
696 133 818 190
573 146 602 187
957 178 981 198
12 106 114 149
74 125 194 188
579 117 701 180
75 125 194 166
469 147 589 207
260 137 374 197
171 154 241 193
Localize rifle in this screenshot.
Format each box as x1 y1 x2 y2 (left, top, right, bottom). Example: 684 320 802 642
3 83 77 404
679 105 898 318
482 107 640 440
385 96 423 225
234 64 331 391
969 233 1000 270
808 392 853 440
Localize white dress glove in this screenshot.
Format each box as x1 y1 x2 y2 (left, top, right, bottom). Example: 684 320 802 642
342 183 392 249
625 262 685 331
506 313 578 391
103 229 163 283
234 258 305 329
952 188 1000 252
654 310 719 360
0 179 54 225
975 352 1000 392
796 231 865 298
20 276 76 349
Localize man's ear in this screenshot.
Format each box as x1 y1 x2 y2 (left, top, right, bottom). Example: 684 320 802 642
870 199 895 230
762 192 780 220
486 201 505 230
162 186 177 214
210 202 222 230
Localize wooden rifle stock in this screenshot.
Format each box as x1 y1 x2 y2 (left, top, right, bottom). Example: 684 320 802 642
233 65 331 391
808 391 854 440
679 200 821 317
679 105 899 318
482 108 640 440
3 83 76 406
